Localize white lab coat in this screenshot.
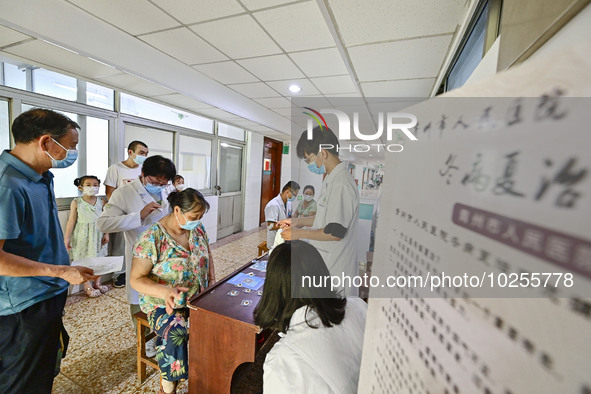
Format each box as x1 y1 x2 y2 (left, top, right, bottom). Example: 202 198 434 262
96 178 168 304
263 297 367 394
309 162 360 296
264 193 287 247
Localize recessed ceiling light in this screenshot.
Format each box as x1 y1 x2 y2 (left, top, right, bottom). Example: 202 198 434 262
289 84 301 93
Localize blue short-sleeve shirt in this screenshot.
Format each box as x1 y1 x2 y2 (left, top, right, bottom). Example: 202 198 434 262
0 150 69 316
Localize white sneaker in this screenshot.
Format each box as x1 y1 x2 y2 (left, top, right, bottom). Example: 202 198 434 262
145 337 157 358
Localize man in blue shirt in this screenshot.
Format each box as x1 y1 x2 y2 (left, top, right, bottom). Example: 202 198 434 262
0 108 96 393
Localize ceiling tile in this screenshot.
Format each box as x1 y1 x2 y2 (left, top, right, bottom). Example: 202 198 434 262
309 75 358 95
361 78 435 97
192 61 258 84
328 0 466 46
348 35 453 81
66 0 180 35
254 2 335 52
241 0 296 11
289 47 349 77
151 0 245 24
254 97 292 108
228 82 280 98
266 78 320 96
237 54 304 81
94 73 175 96
0 25 30 48
190 15 281 59
156 93 215 111
4 40 121 79
195 107 239 119
140 27 227 65
272 108 292 117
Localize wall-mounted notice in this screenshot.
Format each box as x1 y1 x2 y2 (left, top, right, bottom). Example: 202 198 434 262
358 42 591 393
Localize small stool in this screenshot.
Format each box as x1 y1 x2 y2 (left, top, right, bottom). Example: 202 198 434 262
134 311 158 383
257 241 268 256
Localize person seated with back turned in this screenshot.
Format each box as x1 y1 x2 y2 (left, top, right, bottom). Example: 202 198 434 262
130 188 215 394
254 240 367 394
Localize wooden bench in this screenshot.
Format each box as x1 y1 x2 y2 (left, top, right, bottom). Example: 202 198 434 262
257 241 268 256
134 311 158 383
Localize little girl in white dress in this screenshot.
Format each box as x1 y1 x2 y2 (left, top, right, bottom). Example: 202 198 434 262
64 175 109 297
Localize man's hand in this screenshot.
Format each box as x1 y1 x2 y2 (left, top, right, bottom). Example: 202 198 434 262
163 286 189 315
65 239 72 251
281 228 303 241
277 218 292 229
59 266 99 285
140 202 162 219
101 233 109 246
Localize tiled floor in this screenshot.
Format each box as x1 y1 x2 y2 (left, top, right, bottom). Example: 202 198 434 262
52 227 267 394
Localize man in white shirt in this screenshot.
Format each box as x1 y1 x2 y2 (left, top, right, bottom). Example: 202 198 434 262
281 127 360 296
264 181 299 249
97 155 175 353
104 140 148 288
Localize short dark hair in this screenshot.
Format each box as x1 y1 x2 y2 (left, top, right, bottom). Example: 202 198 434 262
296 126 339 158
141 155 176 180
12 108 80 144
254 241 346 333
167 188 209 214
282 181 300 193
303 185 315 194
128 140 147 152
172 175 184 184
74 175 101 187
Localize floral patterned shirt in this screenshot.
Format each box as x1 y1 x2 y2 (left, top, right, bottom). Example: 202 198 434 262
133 221 210 315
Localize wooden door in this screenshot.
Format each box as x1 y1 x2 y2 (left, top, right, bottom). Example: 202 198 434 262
259 137 283 225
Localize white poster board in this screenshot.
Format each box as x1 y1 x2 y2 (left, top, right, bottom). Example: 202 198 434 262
358 42 591 393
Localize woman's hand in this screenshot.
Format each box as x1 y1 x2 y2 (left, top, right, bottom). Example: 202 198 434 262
65 238 71 251
101 233 109 246
163 286 189 315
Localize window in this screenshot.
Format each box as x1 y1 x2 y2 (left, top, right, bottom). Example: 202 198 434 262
124 123 174 160
1 57 114 110
22 104 110 198
0 100 9 151
32 68 78 101
218 123 245 141
121 93 213 133
439 0 502 93
219 142 243 193
2 62 26 90
179 134 212 190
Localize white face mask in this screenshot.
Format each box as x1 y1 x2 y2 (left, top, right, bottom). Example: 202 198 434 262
303 195 313 202
82 186 99 196
175 184 186 192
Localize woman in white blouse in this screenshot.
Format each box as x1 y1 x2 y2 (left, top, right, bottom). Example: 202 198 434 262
254 241 367 394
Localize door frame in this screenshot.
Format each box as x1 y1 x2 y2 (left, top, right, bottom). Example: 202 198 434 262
259 137 283 225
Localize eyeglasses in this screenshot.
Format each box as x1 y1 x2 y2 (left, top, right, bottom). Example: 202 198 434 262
145 176 170 187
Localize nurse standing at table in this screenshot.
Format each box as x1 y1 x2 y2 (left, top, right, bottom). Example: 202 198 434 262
280 126 360 296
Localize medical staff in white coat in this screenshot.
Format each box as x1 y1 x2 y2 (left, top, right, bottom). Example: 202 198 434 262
281 126 360 296
264 181 299 249
97 155 176 327
254 241 367 393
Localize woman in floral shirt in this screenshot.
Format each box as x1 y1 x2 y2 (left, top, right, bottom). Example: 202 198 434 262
130 188 215 394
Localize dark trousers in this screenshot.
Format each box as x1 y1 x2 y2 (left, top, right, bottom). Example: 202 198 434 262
0 292 68 394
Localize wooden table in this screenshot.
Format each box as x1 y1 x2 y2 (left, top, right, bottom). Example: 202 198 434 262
188 255 269 393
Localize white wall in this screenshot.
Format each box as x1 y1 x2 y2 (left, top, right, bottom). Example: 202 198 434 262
243 131 264 230
529 2 591 61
